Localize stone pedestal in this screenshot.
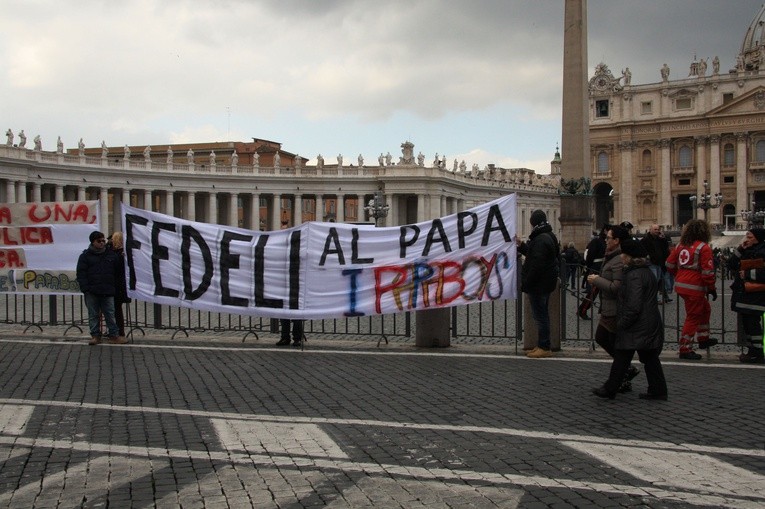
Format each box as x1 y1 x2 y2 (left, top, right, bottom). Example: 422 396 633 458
559 194 595 250
522 282 562 351
415 308 451 347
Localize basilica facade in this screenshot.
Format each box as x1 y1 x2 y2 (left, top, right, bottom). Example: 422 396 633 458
589 4 765 232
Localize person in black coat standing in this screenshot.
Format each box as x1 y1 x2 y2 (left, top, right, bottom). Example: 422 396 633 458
592 238 668 400
517 209 559 358
76 230 122 345
727 227 765 363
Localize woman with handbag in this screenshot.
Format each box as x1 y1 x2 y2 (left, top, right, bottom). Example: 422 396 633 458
727 228 765 363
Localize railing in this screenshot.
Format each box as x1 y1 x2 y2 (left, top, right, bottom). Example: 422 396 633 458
0 260 742 350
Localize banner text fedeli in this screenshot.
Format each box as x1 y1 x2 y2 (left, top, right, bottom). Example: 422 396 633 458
122 194 518 319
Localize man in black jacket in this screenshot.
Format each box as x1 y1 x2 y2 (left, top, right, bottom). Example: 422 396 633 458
76 230 122 345
641 224 672 302
517 209 559 358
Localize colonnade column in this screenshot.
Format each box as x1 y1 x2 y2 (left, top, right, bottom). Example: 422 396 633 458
55 184 64 202
293 193 303 226
659 139 672 226
209 192 218 224
31 183 41 203
416 194 426 222
166 190 175 216
356 195 364 223
736 132 749 228
121 189 130 228
77 186 86 201
5 181 15 203
229 193 239 227
99 188 109 231
337 194 345 222
187 191 196 221
250 192 260 230
383 193 393 226
272 194 281 230
708 135 721 225
144 190 152 212
16 181 26 203
315 194 323 222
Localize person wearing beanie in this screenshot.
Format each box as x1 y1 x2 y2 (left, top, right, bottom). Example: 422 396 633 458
517 209 559 358
76 230 122 345
593 237 667 400
666 219 717 360
727 227 765 363
587 225 640 393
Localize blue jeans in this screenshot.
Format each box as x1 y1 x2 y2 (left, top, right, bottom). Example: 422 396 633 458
84 292 119 338
527 292 551 350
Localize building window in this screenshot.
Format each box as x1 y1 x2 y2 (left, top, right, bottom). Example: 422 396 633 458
724 175 734 184
676 97 692 110
679 178 691 186
723 92 734 104
679 145 693 167
642 149 652 169
723 143 735 166
259 197 267 207
641 101 652 114
597 151 609 173
595 100 609 118
757 140 765 162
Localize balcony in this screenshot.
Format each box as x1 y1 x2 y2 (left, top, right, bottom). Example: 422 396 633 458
671 166 695 176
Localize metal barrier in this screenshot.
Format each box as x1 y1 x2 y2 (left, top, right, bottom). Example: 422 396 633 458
0 265 742 349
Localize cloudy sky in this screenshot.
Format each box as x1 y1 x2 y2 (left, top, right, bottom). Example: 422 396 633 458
1 0 762 174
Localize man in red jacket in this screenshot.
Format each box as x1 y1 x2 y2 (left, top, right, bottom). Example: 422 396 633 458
666 220 718 360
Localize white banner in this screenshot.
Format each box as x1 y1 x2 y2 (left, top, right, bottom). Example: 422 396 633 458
122 194 517 319
0 201 100 294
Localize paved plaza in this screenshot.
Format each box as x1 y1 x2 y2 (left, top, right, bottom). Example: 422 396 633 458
0 328 763 508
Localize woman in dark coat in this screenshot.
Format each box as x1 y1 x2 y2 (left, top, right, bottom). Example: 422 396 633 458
109 231 130 343
592 238 667 400
727 228 765 363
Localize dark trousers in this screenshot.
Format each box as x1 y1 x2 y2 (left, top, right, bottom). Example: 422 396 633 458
115 302 126 337
604 348 667 397
594 324 616 357
280 319 304 341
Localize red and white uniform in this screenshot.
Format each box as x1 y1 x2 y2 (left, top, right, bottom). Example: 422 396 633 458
666 241 716 353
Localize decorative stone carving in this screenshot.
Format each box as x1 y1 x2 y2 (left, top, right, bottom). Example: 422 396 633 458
5 129 12 146
18 130 26 148
399 141 414 165
589 63 622 94
34 135 41 151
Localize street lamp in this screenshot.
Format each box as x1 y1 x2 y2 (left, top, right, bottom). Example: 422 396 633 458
689 179 723 221
740 201 765 227
364 190 389 227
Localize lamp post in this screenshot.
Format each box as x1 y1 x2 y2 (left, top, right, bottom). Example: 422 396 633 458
689 179 723 221
363 190 389 227
740 201 765 228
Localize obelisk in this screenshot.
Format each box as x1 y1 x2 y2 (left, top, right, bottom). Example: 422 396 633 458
559 0 593 250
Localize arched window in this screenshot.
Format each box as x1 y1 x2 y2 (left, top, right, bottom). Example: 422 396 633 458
679 145 693 167
723 143 735 166
642 149 652 169
757 140 765 162
597 151 609 173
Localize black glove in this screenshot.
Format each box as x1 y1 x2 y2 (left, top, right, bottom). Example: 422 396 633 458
708 287 717 301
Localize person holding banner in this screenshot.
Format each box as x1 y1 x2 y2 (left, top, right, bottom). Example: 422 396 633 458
76 231 122 345
727 227 765 364
517 209 559 358
108 232 130 344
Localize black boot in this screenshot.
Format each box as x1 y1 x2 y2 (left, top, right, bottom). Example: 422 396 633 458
276 337 291 346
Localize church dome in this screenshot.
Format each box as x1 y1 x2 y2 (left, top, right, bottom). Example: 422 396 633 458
739 4 765 71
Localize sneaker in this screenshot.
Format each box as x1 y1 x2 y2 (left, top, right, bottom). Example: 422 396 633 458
275 338 291 346
525 347 540 357
639 392 668 401
108 336 128 344
88 335 101 345
527 348 552 359
698 338 718 350
679 351 702 360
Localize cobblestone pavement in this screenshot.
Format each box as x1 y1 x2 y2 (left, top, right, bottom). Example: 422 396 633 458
0 328 763 508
